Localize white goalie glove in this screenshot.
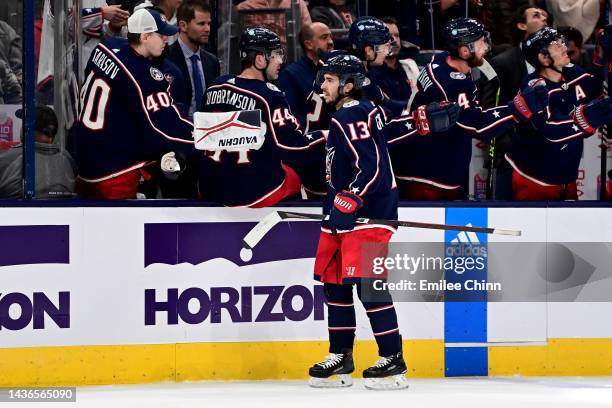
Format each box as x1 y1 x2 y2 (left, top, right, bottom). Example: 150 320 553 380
193 110 265 151
160 152 182 179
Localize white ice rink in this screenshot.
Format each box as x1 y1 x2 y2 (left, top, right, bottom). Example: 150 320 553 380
18 377 612 408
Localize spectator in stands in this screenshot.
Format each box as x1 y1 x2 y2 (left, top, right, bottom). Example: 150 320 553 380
0 20 22 84
489 6 549 106
0 106 76 198
558 26 596 74
0 59 21 104
81 1 130 65
545 0 600 42
310 0 355 30
236 0 311 45
481 0 530 53
368 17 415 109
277 22 333 126
169 0 220 119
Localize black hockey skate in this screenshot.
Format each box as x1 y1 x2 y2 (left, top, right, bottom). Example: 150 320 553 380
362 352 409 390
308 350 354 388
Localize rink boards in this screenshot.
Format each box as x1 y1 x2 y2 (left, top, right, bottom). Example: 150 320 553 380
1 205 612 386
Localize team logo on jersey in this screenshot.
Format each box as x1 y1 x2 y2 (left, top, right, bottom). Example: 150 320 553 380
150 67 164 81
561 83 569 90
266 82 281 92
450 72 466 80
363 77 371 86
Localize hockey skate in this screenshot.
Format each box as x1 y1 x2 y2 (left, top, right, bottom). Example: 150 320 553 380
308 350 354 388
362 352 409 390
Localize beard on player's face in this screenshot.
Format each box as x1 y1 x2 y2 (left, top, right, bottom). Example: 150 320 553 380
467 53 484 67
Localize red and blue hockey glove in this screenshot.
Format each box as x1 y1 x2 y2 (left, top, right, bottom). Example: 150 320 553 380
509 84 548 123
573 98 612 133
330 190 363 232
415 101 460 135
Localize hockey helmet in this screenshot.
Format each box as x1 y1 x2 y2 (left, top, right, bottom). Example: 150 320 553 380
522 27 566 68
316 54 366 89
239 27 283 60
443 17 489 56
349 16 392 53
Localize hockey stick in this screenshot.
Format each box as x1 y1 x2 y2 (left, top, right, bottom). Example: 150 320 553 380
601 0 610 200
242 210 521 251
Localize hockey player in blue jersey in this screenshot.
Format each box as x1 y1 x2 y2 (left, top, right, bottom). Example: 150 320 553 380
308 53 406 390
76 8 194 199
198 27 326 207
307 54 459 390
348 16 408 118
298 17 413 199
506 27 612 200
388 17 550 200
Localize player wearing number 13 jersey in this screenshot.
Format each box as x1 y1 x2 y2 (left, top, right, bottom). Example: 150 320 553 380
76 8 194 199
198 27 326 207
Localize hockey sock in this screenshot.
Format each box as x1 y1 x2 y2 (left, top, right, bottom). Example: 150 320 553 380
324 283 356 353
358 285 401 356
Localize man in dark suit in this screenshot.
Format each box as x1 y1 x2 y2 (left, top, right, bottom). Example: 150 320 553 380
168 0 220 119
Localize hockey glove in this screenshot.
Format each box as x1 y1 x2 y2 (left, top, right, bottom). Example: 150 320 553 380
415 102 460 135
573 98 612 134
160 151 185 180
509 84 548 123
330 190 363 232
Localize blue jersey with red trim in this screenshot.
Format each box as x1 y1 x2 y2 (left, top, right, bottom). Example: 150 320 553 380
388 52 516 188
323 99 398 229
199 75 325 206
76 43 194 182
296 69 407 196
506 65 602 185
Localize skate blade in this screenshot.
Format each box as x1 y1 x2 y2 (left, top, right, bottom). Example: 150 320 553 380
309 374 353 388
364 374 409 390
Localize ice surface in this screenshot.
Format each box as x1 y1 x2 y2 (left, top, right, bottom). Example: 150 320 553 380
19 377 612 408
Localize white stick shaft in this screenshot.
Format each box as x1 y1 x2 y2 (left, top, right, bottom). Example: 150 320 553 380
242 211 283 249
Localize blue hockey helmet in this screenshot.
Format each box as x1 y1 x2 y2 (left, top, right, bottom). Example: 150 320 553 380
522 26 566 68
443 17 489 56
239 27 282 60
349 16 392 53
316 54 366 89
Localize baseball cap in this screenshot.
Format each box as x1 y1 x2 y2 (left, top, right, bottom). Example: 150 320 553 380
127 8 178 37
15 105 58 138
